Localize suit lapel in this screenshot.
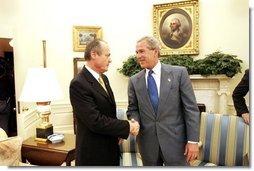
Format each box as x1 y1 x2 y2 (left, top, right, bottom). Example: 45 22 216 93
102 75 116 106
82 67 115 106
157 64 173 116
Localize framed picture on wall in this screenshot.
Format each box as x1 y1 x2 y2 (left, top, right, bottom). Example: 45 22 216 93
73 57 86 77
73 26 103 52
153 0 199 55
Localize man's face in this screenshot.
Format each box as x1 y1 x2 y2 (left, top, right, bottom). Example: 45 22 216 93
93 43 111 74
135 40 158 69
170 21 178 32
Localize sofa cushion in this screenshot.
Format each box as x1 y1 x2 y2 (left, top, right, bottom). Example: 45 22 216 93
0 136 23 166
120 152 143 166
190 160 217 166
198 112 249 166
120 135 139 153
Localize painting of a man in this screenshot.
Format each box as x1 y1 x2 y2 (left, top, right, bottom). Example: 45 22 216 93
160 9 192 49
166 18 187 46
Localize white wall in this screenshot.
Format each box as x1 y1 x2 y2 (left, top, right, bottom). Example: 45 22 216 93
0 0 249 112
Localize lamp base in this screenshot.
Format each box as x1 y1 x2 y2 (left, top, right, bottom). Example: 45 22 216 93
35 125 53 142
34 137 48 142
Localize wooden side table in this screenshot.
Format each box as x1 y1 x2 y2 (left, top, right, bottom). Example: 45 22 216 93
21 134 76 166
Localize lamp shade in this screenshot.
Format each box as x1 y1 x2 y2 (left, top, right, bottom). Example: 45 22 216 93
19 68 63 102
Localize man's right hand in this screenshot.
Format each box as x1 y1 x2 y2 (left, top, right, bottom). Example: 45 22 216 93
128 119 140 136
242 113 249 125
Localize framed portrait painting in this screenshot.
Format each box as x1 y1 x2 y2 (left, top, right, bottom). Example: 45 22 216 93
73 26 103 52
153 0 199 55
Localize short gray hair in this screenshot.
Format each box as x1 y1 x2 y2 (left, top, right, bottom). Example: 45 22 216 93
137 36 161 52
84 39 107 60
171 18 181 27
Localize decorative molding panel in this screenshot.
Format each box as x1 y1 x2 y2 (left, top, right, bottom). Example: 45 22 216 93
190 74 230 114
17 109 40 139
50 103 74 134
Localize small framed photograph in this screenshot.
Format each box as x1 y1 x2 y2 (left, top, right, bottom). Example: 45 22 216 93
73 26 103 52
73 58 86 77
153 0 199 55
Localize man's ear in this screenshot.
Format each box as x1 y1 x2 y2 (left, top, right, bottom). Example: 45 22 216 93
154 48 159 56
90 51 97 59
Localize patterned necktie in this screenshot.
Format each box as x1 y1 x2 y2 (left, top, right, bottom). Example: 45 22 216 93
98 75 108 94
147 70 159 113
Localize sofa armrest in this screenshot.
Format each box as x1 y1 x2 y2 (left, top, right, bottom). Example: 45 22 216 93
0 136 23 166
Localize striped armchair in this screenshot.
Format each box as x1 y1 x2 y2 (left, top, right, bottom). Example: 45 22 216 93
117 109 143 166
191 112 249 166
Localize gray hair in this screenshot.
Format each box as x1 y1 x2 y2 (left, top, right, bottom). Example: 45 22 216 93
84 39 107 60
137 36 161 52
171 18 181 27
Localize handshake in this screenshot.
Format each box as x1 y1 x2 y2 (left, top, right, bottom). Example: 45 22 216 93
128 119 140 136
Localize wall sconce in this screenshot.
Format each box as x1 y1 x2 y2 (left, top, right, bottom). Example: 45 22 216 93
19 67 63 142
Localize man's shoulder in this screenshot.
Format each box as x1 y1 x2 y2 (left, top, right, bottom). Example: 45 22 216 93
70 69 90 85
130 69 145 79
161 63 186 71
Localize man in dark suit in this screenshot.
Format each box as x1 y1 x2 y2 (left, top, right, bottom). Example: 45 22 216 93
232 69 249 124
69 39 139 166
127 36 200 166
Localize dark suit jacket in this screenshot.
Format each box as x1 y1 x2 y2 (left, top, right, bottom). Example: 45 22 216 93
232 69 249 117
127 64 200 165
69 66 129 166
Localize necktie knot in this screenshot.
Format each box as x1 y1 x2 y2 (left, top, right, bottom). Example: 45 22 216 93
148 70 153 76
98 75 108 94
98 75 103 84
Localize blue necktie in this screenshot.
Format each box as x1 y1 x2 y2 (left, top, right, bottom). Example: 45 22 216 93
147 70 159 113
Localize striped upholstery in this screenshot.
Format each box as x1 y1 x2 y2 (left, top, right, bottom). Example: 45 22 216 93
190 160 217 166
120 153 143 166
117 109 143 166
192 112 249 166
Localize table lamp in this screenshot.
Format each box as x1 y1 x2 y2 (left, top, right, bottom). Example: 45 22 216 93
19 67 63 142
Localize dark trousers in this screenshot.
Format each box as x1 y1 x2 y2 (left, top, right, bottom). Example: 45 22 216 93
142 146 189 166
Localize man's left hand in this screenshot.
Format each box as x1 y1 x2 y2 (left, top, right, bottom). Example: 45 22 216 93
184 143 199 163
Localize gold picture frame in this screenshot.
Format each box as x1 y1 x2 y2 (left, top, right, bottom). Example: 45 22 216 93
73 57 86 77
73 26 103 52
153 0 199 55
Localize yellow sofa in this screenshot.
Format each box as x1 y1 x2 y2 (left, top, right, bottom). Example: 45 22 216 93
191 112 249 166
117 109 143 166
0 128 32 166
117 109 249 167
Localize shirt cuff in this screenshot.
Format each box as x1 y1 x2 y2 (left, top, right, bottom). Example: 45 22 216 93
188 141 198 144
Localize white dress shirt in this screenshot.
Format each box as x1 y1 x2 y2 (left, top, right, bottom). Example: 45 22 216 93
145 61 161 97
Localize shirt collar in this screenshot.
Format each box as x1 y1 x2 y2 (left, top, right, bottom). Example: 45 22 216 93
146 61 161 75
85 65 100 80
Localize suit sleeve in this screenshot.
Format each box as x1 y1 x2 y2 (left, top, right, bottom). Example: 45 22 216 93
232 69 249 117
126 77 141 123
180 67 200 142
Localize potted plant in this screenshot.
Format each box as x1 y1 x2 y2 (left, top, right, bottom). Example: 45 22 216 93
118 51 243 78
192 51 243 77
117 55 142 77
